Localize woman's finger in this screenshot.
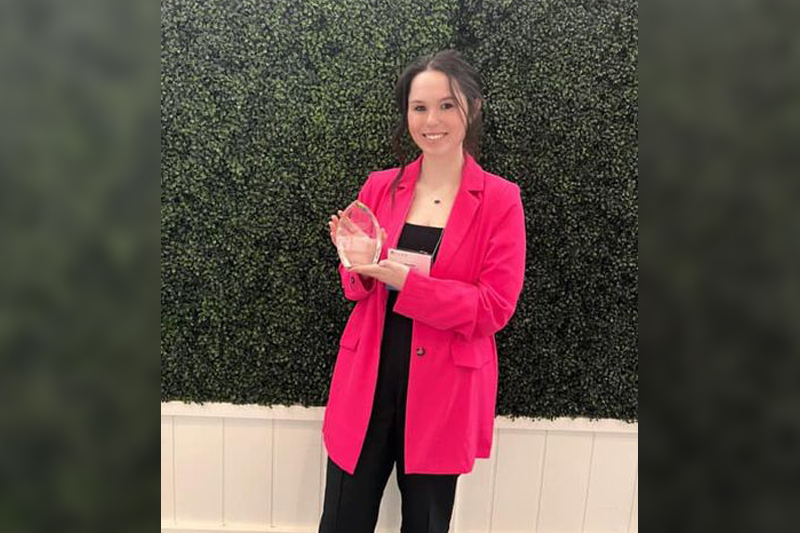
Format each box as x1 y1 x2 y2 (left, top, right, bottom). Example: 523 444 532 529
329 218 339 245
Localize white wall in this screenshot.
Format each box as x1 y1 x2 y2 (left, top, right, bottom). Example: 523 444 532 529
161 402 637 533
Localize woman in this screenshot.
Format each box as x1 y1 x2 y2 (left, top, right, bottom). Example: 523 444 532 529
319 50 526 533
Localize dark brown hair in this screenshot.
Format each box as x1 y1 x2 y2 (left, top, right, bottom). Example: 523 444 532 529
389 49 484 207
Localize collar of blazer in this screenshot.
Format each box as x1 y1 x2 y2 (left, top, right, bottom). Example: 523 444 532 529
386 151 485 276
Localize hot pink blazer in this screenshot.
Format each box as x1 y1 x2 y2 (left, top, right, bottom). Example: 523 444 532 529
323 152 527 475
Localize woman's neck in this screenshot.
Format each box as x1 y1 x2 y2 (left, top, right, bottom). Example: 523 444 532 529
418 150 464 190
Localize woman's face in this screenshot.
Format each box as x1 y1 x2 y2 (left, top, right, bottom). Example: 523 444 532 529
406 69 469 158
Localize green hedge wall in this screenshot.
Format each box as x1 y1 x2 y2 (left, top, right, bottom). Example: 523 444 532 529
161 0 638 421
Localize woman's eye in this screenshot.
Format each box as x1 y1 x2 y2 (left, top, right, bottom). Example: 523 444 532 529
412 103 453 111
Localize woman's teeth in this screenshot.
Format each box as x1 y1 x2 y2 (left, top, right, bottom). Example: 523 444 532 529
424 133 446 140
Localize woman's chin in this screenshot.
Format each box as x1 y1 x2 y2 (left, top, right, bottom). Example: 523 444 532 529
418 142 462 158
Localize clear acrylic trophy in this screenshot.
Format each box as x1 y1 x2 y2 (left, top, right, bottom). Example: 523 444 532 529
336 200 382 268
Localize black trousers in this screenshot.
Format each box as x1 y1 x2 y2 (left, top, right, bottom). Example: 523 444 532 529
318 357 459 533
318 406 459 533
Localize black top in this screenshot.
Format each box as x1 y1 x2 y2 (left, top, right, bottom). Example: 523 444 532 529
385 222 443 315
374 222 443 416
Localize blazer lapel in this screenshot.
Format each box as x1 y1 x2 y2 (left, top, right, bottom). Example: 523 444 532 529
432 153 484 275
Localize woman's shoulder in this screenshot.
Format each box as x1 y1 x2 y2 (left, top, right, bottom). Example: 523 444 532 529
366 166 401 185
482 170 520 195
481 173 523 225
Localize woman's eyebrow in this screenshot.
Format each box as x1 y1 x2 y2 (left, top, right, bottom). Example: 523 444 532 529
409 96 455 104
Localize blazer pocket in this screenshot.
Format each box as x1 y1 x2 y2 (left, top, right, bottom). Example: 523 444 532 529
450 336 491 369
339 303 365 350
340 331 360 351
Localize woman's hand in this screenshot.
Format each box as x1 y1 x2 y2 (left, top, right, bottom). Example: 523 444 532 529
347 259 411 291
328 210 350 247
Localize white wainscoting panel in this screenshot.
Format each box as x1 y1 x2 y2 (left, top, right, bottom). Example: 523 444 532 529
489 429 547 531
536 432 594 532
272 420 324 529
161 402 637 533
223 418 271 526
583 434 639 533
174 416 224 524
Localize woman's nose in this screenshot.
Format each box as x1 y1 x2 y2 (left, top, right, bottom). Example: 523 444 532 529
425 110 441 126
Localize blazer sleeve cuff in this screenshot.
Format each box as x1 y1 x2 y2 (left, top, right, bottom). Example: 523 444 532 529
339 261 374 299
393 268 429 314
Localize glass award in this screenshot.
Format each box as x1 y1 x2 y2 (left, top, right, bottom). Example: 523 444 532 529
336 200 382 268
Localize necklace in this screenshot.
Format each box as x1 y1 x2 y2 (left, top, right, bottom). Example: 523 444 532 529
418 174 457 207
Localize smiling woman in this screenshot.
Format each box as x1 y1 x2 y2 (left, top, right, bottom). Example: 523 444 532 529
320 49 526 533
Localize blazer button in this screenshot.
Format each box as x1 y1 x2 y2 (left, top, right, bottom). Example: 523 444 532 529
416 347 425 356
350 276 355 284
